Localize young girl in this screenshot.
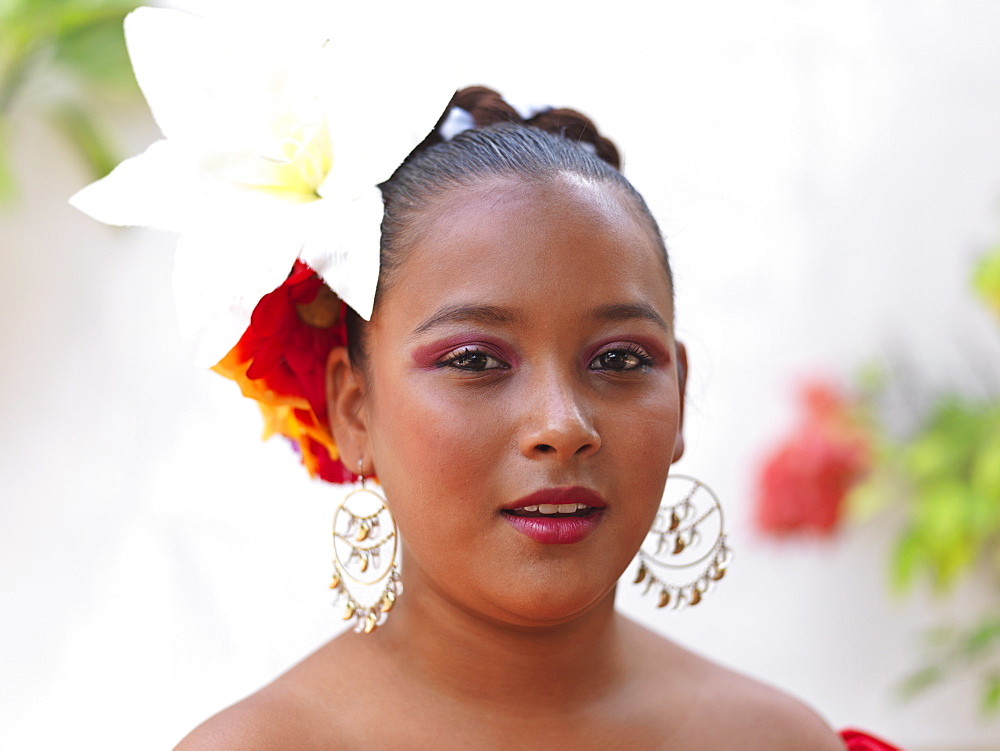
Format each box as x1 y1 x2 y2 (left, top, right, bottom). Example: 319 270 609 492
72 8 901 750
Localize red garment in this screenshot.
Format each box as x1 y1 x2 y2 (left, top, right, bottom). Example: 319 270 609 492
840 729 901 750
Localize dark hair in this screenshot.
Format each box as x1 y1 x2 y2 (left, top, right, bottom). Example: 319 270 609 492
346 87 670 370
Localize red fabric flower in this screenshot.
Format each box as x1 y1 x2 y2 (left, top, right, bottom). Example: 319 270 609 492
212 260 354 483
755 380 871 536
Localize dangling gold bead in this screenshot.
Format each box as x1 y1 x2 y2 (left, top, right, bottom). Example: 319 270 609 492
328 573 341 590
634 564 647 584
355 523 370 542
380 590 396 613
711 567 726 581
669 511 680 531
363 612 378 634
359 554 369 573
689 588 702 606
657 589 671 608
673 536 686 555
342 601 356 620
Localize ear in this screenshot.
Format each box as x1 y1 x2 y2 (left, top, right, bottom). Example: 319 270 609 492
671 341 688 464
325 346 370 473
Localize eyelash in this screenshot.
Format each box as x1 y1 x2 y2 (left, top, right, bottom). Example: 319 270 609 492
434 347 509 372
588 343 656 372
434 343 656 373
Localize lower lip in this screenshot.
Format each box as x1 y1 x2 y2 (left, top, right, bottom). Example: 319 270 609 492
502 511 604 544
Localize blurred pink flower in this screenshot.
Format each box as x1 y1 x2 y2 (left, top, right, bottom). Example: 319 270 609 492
755 381 872 536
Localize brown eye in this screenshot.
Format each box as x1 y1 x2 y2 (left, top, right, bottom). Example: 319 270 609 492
438 348 507 372
589 347 654 372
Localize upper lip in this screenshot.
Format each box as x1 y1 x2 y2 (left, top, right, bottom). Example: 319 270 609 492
503 486 607 510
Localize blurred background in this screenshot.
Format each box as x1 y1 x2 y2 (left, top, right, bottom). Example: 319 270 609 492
2 0 1000 748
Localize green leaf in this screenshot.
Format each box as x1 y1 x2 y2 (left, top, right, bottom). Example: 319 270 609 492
54 15 135 92
905 432 954 483
49 101 117 179
898 617 1000 714
846 466 899 522
971 425 1000 505
891 529 925 593
51 5 137 93
974 244 1000 317
899 663 945 699
0 119 15 202
0 145 16 203
964 619 1000 657
912 480 977 592
915 480 967 532
982 674 1000 714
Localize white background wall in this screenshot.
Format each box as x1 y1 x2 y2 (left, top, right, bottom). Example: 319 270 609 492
2 1 1000 748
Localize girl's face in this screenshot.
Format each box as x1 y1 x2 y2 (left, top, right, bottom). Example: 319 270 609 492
345 173 683 626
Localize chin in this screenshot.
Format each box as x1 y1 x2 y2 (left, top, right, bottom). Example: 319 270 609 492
480 581 617 629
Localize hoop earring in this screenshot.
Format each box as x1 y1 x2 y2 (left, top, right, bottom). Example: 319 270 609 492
328 461 402 633
632 474 731 610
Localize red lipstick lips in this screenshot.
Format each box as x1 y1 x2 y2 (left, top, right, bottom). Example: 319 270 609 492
502 486 606 544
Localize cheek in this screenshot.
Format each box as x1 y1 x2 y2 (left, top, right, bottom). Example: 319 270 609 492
365 368 510 516
634 401 679 474
596 387 680 567
603 377 679 452
365 369 520 601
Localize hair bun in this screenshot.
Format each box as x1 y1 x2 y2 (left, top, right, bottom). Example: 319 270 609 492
526 108 621 170
449 87 622 171
400 87 624 181
451 86 523 128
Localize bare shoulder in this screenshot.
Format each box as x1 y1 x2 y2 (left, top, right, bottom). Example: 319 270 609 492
622 617 845 750
172 681 324 751
701 667 846 750
173 637 364 751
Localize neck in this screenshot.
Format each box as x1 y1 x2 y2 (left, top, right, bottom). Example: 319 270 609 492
370 557 628 711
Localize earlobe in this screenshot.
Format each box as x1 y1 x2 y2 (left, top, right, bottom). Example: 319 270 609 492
325 346 369 472
672 341 688 464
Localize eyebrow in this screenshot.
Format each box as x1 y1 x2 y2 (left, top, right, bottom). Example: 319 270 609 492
592 303 671 332
413 304 522 334
413 302 670 336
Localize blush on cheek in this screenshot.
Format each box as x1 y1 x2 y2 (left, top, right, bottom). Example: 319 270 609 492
368 367 506 504
630 400 680 470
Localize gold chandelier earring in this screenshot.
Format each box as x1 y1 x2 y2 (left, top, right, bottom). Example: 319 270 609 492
328 460 402 633
632 474 731 610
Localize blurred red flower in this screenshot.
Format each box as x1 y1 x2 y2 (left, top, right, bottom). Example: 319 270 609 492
755 381 872 536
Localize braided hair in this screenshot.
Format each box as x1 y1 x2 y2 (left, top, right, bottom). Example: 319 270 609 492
347 86 670 370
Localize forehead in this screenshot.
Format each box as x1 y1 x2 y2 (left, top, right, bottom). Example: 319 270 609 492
377 173 673 328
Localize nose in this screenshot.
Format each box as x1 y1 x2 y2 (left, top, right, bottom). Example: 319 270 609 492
518 377 601 461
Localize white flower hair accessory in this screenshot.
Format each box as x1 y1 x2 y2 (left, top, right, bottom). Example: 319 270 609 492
70 6 453 367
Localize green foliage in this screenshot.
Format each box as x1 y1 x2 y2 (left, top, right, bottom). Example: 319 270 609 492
888 398 1000 593
900 618 1000 715
974 243 1000 318
0 0 140 200
853 244 1000 716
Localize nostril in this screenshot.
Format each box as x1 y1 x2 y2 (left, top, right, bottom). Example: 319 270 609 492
536 444 555 453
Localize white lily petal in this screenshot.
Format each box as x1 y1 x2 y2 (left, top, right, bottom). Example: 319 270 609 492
68 140 203 231
74 6 461 363
173 199 310 367
125 7 327 192
315 59 456 198
299 189 384 321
